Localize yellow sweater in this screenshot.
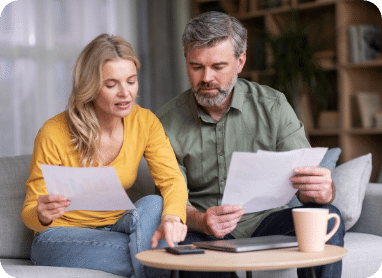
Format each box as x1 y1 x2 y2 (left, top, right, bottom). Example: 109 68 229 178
22 104 187 233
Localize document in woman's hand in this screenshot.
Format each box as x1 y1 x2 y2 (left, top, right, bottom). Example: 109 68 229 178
40 164 136 211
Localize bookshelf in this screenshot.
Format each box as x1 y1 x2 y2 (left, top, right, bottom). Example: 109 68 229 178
191 0 382 181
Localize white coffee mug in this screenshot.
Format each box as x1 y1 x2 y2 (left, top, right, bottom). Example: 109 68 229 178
292 208 340 252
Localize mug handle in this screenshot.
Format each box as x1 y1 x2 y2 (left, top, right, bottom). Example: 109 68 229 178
324 213 340 243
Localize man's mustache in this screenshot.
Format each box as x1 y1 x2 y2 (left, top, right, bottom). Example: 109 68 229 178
196 82 221 91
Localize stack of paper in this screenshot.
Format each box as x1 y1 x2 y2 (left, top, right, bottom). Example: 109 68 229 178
221 148 327 213
41 165 136 211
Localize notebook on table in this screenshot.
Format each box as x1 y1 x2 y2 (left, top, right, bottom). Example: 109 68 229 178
193 235 298 253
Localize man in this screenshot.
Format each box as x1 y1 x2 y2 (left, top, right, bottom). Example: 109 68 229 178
156 11 345 278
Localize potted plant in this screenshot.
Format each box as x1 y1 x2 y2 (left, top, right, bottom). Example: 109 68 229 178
264 10 333 113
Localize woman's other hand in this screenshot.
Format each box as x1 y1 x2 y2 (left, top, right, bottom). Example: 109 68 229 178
37 195 71 226
151 214 187 248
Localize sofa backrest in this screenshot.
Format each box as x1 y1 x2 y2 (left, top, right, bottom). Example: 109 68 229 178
0 155 33 259
0 154 157 259
128 157 158 203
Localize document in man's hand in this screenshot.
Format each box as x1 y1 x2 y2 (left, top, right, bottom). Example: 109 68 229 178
40 164 136 211
221 148 327 213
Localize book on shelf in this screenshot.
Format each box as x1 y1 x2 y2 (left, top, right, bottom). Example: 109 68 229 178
356 92 382 128
374 111 382 129
348 25 360 63
377 166 382 184
360 25 381 61
348 25 381 63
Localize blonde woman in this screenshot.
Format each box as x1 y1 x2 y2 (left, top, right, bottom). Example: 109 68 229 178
22 34 188 277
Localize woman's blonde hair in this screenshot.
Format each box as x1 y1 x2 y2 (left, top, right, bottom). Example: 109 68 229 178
67 34 140 167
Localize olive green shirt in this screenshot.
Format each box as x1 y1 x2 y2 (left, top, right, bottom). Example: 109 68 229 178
156 78 311 238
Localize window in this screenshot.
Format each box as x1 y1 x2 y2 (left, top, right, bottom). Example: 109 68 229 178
0 0 137 156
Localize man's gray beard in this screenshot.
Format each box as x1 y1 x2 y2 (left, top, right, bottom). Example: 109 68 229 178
192 73 238 108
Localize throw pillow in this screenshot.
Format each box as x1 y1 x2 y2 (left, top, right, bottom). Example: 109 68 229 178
318 147 342 172
332 153 372 231
288 148 342 208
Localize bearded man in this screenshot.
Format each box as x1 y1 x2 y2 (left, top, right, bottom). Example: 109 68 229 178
156 11 345 278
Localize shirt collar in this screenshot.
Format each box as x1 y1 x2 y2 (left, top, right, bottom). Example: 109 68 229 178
188 90 201 123
230 79 245 113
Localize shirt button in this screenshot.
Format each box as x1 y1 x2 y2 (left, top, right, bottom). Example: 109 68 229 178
218 127 222 131
219 151 224 156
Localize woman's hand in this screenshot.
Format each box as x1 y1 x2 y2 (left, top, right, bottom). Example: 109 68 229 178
151 214 187 248
37 195 71 226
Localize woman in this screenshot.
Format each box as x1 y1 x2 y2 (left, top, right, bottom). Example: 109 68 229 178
21 34 188 277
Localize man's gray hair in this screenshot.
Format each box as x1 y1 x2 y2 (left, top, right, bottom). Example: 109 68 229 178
182 11 247 59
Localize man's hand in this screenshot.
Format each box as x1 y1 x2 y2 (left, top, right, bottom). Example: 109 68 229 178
202 205 245 238
37 195 71 226
290 166 335 204
151 215 187 248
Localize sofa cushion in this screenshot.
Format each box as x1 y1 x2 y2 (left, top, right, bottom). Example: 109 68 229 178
342 232 382 278
0 259 123 278
318 147 342 172
332 153 372 231
1 259 33 266
0 155 33 259
288 148 341 207
128 157 158 203
349 183 382 236
0 154 155 259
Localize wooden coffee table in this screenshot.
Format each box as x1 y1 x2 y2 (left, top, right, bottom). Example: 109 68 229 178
136 244 347 278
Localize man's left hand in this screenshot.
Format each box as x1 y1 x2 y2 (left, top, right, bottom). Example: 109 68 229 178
290 166 334 204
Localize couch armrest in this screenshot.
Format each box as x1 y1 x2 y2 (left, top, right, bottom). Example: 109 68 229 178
349 183 382 236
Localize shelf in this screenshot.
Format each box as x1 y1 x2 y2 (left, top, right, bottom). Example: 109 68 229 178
239 0 335 20
240 70 275 77
298 0 336 11
347 128 382 135
240 66 335 79
309 128 382 136
307 129 341 136
344 59 382 69
239 7 286 19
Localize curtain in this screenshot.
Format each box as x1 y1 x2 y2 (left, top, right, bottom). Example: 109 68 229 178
0 0 190 157
137 0 190 112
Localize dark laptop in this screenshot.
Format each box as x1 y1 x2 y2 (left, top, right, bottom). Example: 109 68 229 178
193 235 298 253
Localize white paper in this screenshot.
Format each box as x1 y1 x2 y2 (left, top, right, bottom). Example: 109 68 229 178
41 164 136 211
221 148 327 213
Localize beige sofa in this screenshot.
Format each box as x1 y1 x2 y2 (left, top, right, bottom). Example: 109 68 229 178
1 155 382 278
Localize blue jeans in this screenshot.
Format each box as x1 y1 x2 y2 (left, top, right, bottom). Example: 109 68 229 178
30 195 170 278
180 203 345 278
